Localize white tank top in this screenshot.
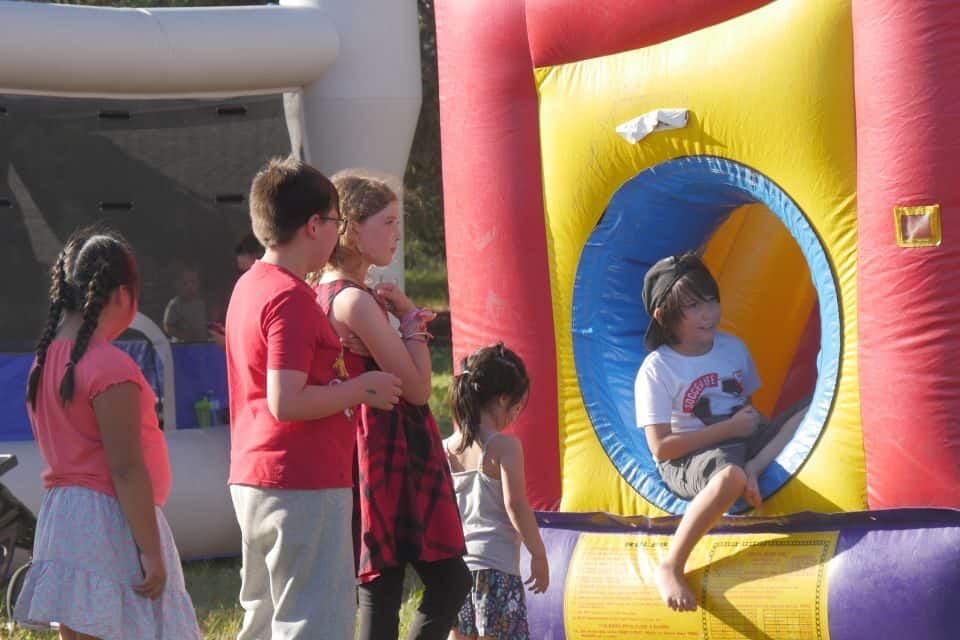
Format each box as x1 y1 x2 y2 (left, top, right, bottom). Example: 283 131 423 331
447 433 522 575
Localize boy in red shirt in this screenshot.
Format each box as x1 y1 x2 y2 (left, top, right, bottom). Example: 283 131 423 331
225 157 401 640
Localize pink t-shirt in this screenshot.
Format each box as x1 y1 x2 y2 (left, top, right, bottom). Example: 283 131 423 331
28 339 172 506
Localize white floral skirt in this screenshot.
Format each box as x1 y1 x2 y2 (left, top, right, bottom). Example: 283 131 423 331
13 486 201 640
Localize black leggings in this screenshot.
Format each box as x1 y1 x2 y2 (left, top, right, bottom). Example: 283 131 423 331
357 556 472 640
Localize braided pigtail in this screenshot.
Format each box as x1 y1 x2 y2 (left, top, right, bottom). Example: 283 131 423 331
26 254 69 410
59 258 111 405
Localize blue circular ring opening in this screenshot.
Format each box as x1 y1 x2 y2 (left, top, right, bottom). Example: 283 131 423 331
571 156 840 514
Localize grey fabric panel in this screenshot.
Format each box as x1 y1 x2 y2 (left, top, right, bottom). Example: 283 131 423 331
0 94 290 348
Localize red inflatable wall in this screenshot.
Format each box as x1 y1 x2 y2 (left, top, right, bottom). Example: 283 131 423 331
854 0 960 508
435 0 561 509
525 0 771 67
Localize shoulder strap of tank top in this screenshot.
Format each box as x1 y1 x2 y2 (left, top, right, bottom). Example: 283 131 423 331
320 280 366 307
329 279 392 316
478 432 501 471
320 279 365 311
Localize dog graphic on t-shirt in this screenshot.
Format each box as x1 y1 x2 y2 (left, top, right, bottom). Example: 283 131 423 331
686 371 747 426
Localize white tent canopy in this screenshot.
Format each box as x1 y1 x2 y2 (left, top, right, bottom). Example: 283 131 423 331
0 0 421 559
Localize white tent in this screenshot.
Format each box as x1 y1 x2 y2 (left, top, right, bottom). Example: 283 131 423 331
0 0 421 559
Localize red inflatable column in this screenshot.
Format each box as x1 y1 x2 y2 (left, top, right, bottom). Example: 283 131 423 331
435 1 561 509
854 0 960 508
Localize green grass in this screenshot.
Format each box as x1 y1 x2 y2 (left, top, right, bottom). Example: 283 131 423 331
406 261 449 311
3 559 427 640
2 558 245 640
430 341 454 437
411 255 453 437
183 559 243 638
2 341 456 640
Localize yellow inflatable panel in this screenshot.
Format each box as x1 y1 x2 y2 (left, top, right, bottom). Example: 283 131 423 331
536 0 864 516
704 204 816 416
563 531 837 638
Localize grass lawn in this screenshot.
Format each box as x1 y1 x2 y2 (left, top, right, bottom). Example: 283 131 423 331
2 340 456 640
4 555 431 640
430 342 454 437
406 260 450 312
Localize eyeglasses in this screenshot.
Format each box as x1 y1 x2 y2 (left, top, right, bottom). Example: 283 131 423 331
313 212 347 235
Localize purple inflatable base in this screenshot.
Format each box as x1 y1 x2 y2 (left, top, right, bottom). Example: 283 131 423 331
523 508 960 640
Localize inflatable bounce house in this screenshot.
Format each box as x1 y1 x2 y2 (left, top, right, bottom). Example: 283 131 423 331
436 0 960 637
0 0 420 560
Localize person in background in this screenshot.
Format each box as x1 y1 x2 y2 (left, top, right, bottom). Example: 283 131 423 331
209 233 266 347
234 232 264 275
163 265 209 342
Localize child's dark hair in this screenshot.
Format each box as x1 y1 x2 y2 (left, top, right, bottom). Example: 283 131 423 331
26 228 139 409
645 253 720 350
234 232 264 258
449 343 530 453
248 156 339 249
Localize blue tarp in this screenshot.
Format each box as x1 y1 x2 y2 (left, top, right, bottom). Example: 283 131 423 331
0 342 227 440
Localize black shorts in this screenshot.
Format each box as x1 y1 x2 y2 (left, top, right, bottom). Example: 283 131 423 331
656 397 811 501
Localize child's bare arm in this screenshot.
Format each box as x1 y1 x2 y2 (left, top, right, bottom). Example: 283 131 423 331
645 405 760 461
332 288 433 405
745 397 768 423
498 436 549 593
94 382 166 599
266 369 401 422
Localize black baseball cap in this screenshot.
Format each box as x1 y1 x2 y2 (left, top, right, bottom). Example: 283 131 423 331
642 253 709 351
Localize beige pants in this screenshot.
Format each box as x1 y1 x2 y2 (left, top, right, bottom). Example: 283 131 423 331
230 485 355 640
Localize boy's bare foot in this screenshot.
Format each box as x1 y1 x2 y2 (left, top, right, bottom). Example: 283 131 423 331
654 563 697 611
743 469 762 509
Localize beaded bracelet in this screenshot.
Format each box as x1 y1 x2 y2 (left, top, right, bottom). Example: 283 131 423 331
402 329 433 343
399 308 432 336
399 308 422 327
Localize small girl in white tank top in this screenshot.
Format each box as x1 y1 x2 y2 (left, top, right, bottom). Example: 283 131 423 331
445 343 548 640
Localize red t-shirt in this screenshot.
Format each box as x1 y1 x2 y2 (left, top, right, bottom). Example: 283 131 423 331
225 261 355 489
29 339 172 506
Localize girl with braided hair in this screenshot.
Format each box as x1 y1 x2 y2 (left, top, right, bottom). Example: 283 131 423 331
14 227 200 640
444 343 548 640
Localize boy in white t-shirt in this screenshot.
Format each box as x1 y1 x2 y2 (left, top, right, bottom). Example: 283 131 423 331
634 254 809 612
